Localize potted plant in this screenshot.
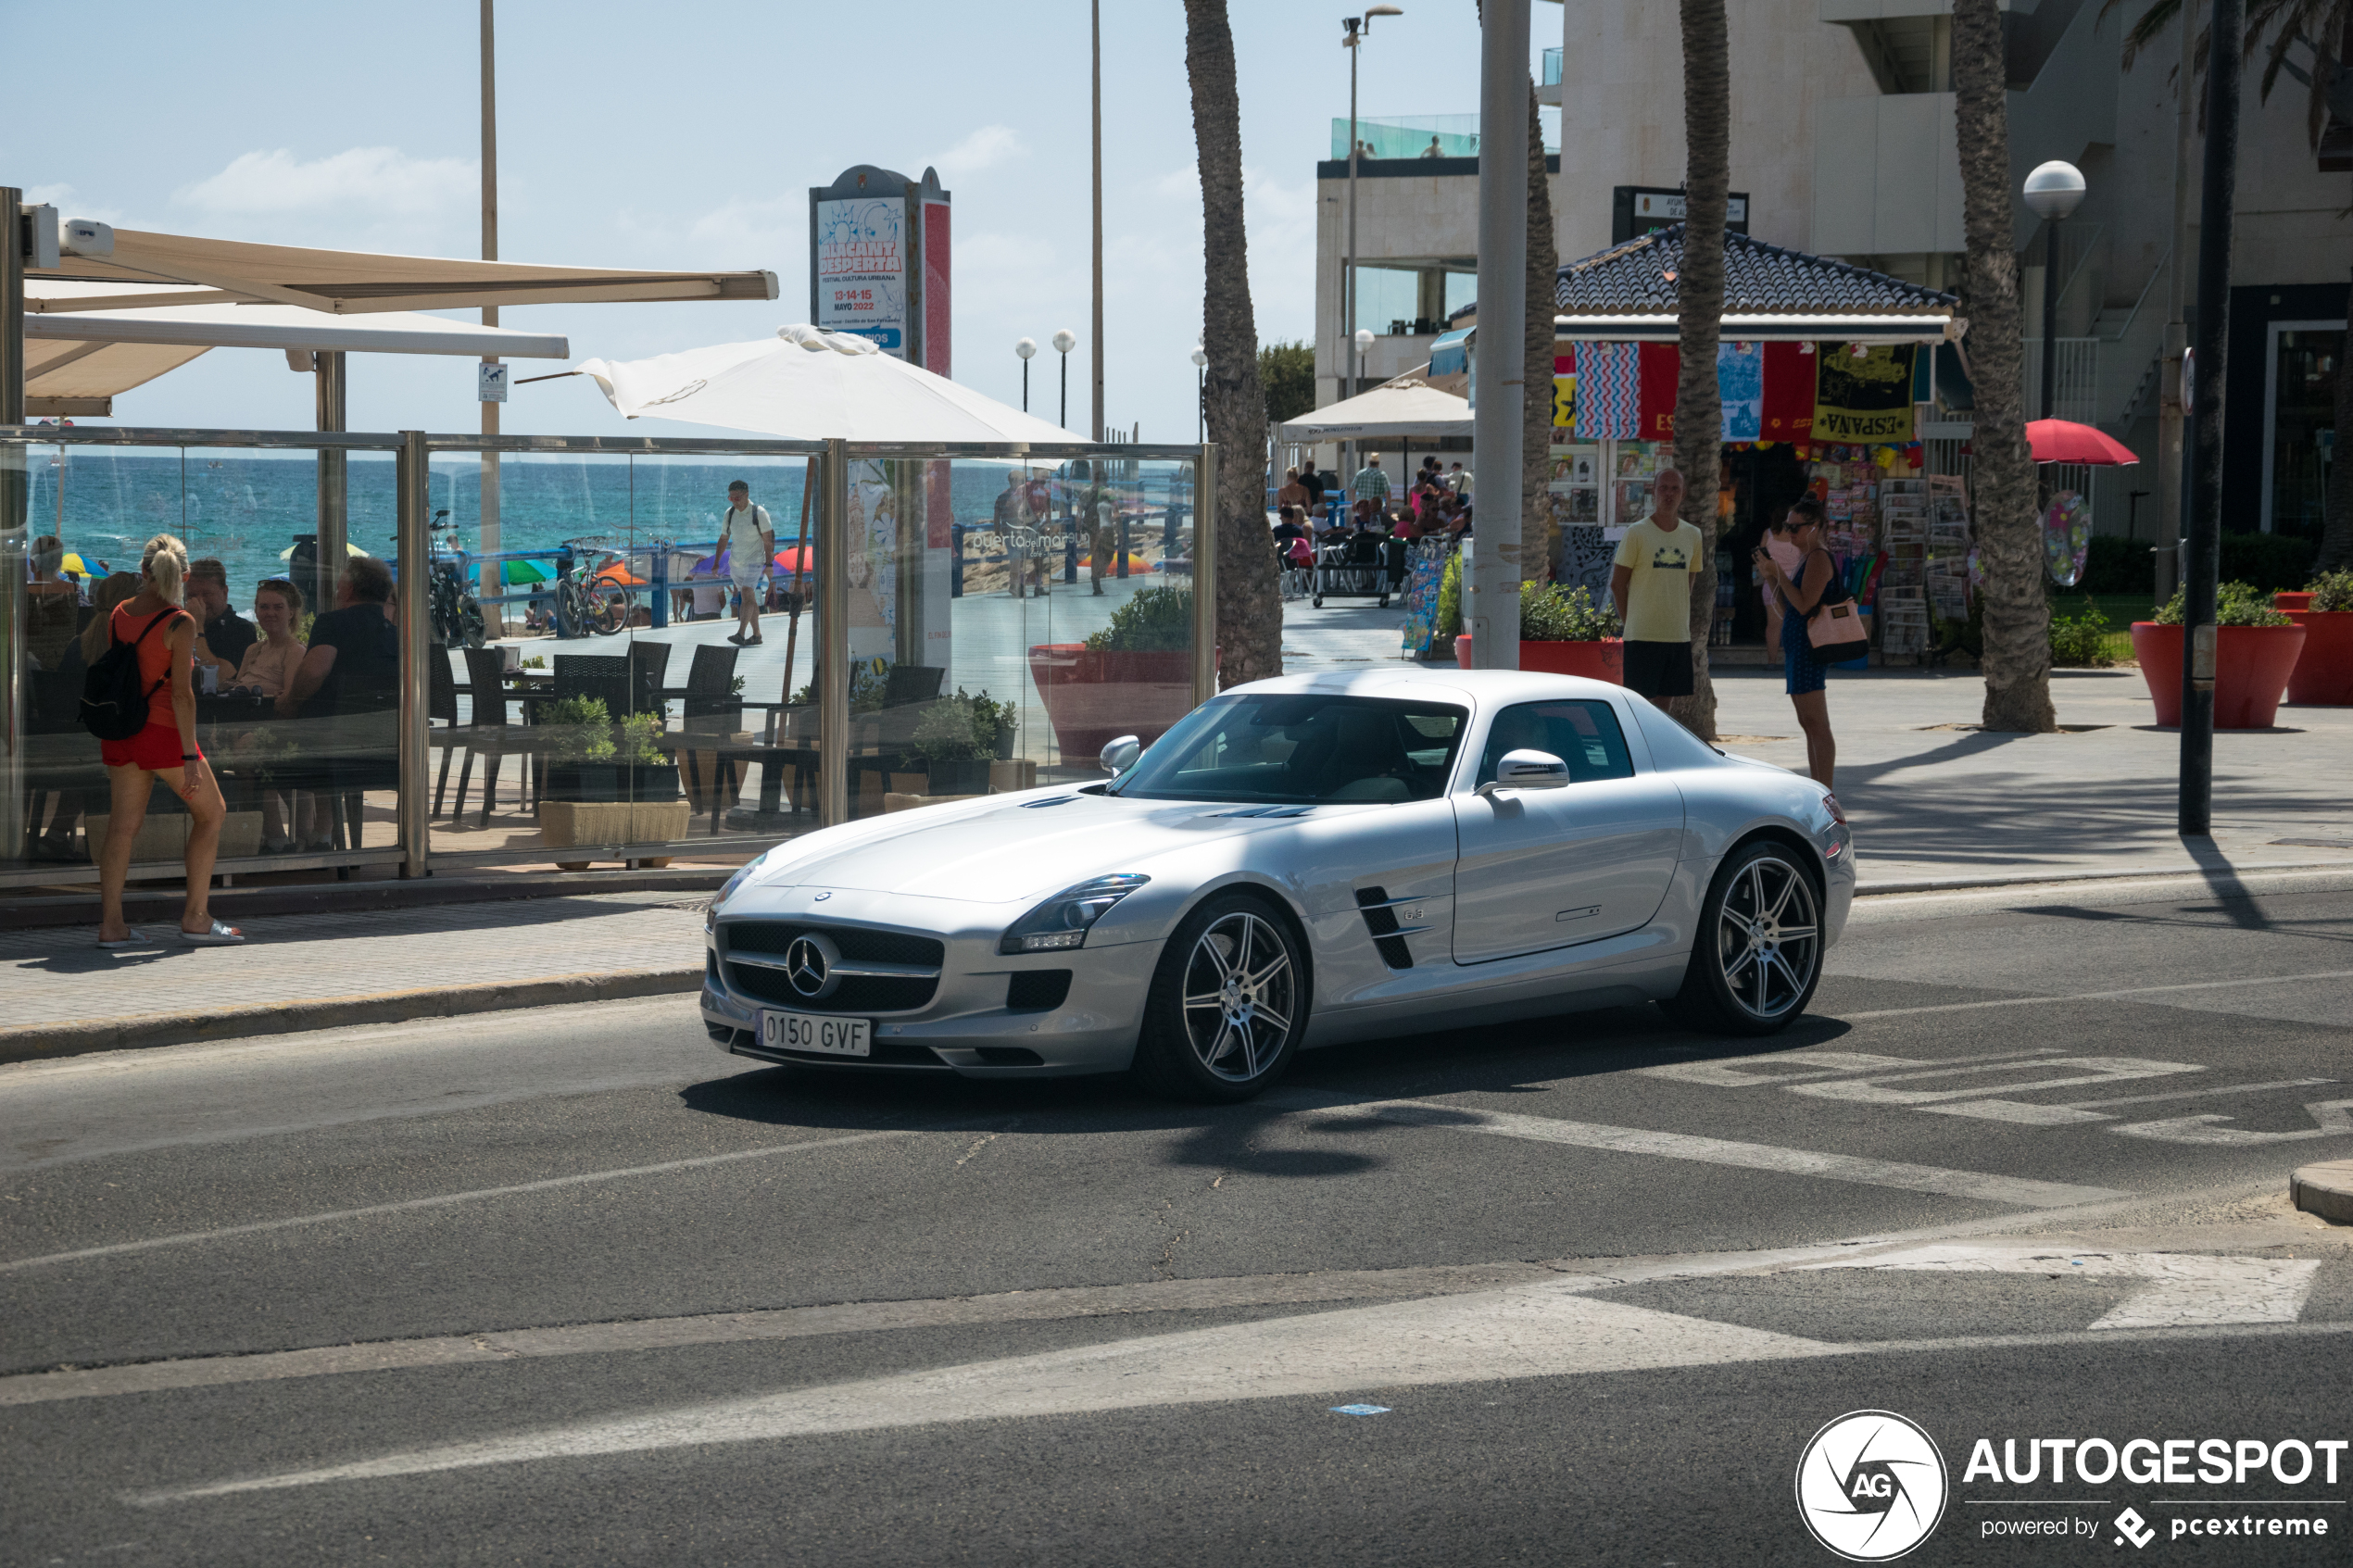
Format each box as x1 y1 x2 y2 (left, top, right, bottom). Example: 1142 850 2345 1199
1420 551 1463 662
539 698 689 865
1028 587 1194 763
909 690 994 797
2279 570 2353 706
2131 582 2307 729
1454 582 1624 682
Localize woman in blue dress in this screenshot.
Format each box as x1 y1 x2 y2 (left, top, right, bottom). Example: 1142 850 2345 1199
1755 496 1839 791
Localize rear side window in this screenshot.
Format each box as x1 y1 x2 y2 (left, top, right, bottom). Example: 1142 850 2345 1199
1475 699 1635 786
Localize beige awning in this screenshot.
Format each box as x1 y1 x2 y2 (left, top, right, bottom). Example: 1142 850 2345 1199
29 228 778 316
24 282 573 417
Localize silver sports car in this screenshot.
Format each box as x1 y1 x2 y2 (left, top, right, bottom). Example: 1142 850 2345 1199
700 669 1853 1101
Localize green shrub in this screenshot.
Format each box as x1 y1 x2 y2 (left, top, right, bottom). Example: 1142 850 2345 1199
618 710 666 765
909 687 1015 763
541 695 614 763
1521 582 1620 641
2047 599 2114 667
2079 534 2154 596
1084 587 1193 652
2153 581 2295 627
1436 552 1462 635
2308 569 2353 612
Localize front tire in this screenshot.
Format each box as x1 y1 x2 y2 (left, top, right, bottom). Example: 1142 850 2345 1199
1659 840 1823 1035
1130 894 1307 1102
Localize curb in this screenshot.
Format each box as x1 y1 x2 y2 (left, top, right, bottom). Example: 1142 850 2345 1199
0 968 706 1066
1856 857 2353 897
0 866 736 933
2291 1160 2353 1225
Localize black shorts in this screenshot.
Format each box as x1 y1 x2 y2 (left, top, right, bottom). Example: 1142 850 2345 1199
1621 639 1694 698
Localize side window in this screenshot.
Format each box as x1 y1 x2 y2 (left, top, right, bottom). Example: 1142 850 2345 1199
1475 700 1635 786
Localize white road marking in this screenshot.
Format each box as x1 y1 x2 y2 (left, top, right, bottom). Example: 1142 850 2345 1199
128 1281 1845 1502
1279 1096 2132 1208
1835 969 2353 1021
2110 1099 2353 1147
1789 1056 2204 1108
1800 1244 2323 1331
0 1130 914 1274
1920 1078 2344 1127
1638 1048 2062 1087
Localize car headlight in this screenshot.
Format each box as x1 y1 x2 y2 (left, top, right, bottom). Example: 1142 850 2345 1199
999 874 1151 954
708 858 765 929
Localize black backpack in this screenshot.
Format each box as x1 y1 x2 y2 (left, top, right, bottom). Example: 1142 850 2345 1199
80 608 180 742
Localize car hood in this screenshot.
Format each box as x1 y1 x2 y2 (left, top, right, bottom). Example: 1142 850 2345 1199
763 791 1326 905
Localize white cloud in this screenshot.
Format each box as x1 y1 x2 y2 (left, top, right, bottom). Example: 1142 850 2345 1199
174 147 475 217
934 125 1026 178
23 182 126 225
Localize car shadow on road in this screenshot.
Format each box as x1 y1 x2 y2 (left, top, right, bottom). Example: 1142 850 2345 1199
674 1004 1856 1181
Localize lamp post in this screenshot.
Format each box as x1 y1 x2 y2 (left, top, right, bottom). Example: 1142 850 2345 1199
1341 6 1404 413
1015 337 1037 412
1191 345 1208 443
1052 329 1077 431
1350 327 1374 483
2023 160 2085 421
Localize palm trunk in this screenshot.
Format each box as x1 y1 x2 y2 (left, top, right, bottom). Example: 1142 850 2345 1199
2324 257 2353 570
1671 0 1730 738
1525 81 1560 580
1953 0 2056 731
1183 0 1279 685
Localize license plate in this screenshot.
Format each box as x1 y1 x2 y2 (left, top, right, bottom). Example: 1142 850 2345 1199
761 1010 872 1058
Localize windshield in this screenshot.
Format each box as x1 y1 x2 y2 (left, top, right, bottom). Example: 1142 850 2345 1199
1109 695 1467 804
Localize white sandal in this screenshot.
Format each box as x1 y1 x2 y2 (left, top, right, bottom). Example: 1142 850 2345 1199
180 919 246 947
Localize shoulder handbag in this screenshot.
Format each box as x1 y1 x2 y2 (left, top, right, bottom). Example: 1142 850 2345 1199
1799 552 1871 665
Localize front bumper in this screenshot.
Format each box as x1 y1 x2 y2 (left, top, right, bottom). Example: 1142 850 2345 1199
700 884 1160 1078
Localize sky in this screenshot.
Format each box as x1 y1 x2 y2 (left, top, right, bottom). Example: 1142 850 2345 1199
6 0 1554 445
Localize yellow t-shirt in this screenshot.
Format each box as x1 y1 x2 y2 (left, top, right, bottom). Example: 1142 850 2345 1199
1612 515 1703 644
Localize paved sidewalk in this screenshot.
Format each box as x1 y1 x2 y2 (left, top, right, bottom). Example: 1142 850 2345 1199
0 890 709 1062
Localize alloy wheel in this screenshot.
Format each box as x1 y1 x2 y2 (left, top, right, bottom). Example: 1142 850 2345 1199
1178 910 1297 1083
1712 853 1820 1024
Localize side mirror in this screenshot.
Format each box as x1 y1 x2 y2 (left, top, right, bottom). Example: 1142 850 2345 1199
1100 734 1141 775
1478 749 1569 795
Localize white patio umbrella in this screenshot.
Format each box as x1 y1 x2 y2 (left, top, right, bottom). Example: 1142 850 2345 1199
1277 381 1472 444
573 324 1082 445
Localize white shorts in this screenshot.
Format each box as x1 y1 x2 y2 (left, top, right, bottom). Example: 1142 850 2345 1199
728 560 765 591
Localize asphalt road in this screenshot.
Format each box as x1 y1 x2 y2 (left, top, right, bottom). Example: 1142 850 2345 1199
6 869 2352 1566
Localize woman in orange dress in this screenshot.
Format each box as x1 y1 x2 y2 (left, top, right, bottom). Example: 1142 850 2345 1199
94 534 244 947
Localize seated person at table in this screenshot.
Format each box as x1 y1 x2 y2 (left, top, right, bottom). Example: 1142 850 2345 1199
187 558 257 684
280 558 399 852
25 534 81 671
221 577 317 853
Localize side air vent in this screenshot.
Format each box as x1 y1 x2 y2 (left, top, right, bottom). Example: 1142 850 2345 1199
1354 885 1415 970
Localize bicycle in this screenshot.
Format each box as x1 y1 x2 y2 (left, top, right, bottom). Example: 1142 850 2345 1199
554 537 632 637
423 511 487 649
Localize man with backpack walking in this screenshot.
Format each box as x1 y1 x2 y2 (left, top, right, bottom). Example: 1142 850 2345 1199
84 533 243 947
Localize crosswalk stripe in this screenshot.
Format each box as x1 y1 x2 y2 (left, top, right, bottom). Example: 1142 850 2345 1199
1275 1095 2131 1209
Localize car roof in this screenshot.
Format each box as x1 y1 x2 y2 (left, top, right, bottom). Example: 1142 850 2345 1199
1225 666 1629 713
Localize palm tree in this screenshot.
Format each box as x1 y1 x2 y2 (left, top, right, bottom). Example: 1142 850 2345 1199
1183 0 1280 684
1955 0 2057 732
2111 0 2353 569
1671 0 1730 738
1525 77 1561 583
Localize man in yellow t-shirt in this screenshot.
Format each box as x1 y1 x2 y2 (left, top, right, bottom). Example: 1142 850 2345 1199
1609 467 1701 701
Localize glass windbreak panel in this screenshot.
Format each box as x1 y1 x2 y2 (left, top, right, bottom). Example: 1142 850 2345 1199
421 449 824 869
7 441 400 884
850 455 1197 821
2271 328 2340 538
1111 695 1466 805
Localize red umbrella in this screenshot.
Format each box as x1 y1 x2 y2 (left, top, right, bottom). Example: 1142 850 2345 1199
2027 419 2138 465
773 546 815 574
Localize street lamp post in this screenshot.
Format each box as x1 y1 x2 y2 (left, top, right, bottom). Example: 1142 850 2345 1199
1191 345 1208 444
2023 160 2085 421
1341 6 1404 417
1015 337 1038 413
1052 329 1077 431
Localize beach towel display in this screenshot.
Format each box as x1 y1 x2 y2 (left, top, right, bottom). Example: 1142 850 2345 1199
1812 343 1918 445
1717 342 1762 441
1571 342 1640 440
1761 341 1818 444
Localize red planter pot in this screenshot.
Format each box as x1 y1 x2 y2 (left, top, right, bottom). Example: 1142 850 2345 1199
1026 643 1193 763
2271 595 2353 706
2130 621 2308 728
1453 633 1624 683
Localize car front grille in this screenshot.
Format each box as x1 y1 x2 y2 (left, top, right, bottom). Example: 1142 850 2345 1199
721 921 945 1015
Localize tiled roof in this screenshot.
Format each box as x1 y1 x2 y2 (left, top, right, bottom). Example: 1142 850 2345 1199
1554 225 1958 315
